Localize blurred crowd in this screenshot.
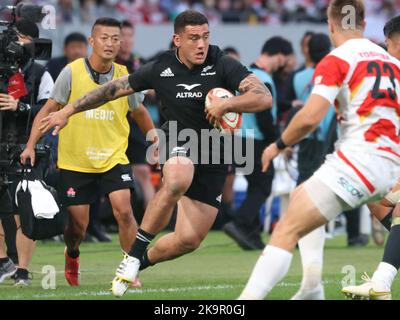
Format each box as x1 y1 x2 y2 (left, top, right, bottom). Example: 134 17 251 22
15 0 400 25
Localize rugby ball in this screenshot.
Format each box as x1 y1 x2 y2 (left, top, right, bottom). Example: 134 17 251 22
205 88 242 133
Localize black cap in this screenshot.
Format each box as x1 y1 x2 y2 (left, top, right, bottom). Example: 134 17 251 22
15 19 39 39
308 33 331 65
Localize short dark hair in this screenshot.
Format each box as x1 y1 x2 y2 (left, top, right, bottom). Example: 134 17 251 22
261 37 293 56
121 20 134 29
308 33 332 64
328 0 365 30
301 31 315 45
223 46 239 56
384 15 400 39
64 32 87 47
174 10 208 33
15 19 39 39
91 17 121 34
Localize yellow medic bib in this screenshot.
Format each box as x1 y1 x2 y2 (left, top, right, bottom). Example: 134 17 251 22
58 58 130 173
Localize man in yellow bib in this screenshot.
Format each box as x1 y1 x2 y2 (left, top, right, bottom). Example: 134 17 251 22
21 18 156 286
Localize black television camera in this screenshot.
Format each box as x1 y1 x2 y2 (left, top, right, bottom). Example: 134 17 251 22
0 3 52 83
0 4 52 200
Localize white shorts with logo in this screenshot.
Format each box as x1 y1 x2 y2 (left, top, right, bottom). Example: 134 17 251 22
312 147 400 209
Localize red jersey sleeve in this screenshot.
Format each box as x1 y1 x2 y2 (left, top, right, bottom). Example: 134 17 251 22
312 54 350 104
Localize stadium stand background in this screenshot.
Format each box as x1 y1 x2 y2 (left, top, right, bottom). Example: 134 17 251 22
3 0 396 66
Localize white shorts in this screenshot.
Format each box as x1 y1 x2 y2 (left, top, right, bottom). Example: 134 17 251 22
304 175 352 221
312 148 400 209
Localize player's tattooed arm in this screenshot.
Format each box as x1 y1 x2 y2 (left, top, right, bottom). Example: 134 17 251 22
222 74 272 114
238 74 272 97
72 75 135 112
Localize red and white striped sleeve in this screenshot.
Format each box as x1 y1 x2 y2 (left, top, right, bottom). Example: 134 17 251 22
312 54 350 104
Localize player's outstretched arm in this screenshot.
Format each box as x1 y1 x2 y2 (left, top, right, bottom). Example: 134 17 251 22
70 75 134 113
280 93 331 147
39 76 135 135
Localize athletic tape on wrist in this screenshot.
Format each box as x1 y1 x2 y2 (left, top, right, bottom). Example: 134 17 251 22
384 189 400 206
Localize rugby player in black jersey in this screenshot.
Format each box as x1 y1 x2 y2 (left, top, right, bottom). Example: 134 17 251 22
39 10 272 297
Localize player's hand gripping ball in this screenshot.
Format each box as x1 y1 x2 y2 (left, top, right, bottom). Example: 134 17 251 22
205 88 242 133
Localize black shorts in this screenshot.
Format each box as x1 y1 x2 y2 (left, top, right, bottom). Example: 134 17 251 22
161 139 228 209
185 164 228 209
58 164 135 206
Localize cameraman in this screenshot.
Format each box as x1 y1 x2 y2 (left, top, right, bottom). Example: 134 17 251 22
0 19 54 286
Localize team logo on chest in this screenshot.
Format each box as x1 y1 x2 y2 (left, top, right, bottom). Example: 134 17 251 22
201 65 216 76
176 83 203 98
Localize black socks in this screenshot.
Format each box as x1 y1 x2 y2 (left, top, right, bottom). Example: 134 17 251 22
67 249 80 259
129 228 155 260
382 224 400 270
380 210 393 231
139 250 154 271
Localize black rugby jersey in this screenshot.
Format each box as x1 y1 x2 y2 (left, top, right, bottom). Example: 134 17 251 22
128 45 251 133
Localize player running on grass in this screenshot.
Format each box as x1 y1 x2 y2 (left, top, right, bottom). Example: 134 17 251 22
342 14 400 300
238 0 400 300
36 10 272 297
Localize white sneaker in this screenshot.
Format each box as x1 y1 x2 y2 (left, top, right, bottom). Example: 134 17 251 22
111 277 130 297
342 273 391 300
291 284 325 300
111 253 141 297
0 259 17 283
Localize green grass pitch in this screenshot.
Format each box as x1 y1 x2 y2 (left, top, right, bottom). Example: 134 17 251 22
0 231 397 300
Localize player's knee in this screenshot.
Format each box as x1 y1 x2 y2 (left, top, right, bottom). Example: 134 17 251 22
164 179 190 199
113 207 135 227
67 220 87 238
176 234 202 253
272 219 302 245
163 159 194 198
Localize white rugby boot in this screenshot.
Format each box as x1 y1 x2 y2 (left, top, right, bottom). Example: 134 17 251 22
111 253 141 297
342 273 391 300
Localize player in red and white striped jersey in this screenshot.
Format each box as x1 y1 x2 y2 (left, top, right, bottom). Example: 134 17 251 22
239 0 400 300
342 14 400 301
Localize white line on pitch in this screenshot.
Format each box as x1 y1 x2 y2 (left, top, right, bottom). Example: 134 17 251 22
27 280 341 299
